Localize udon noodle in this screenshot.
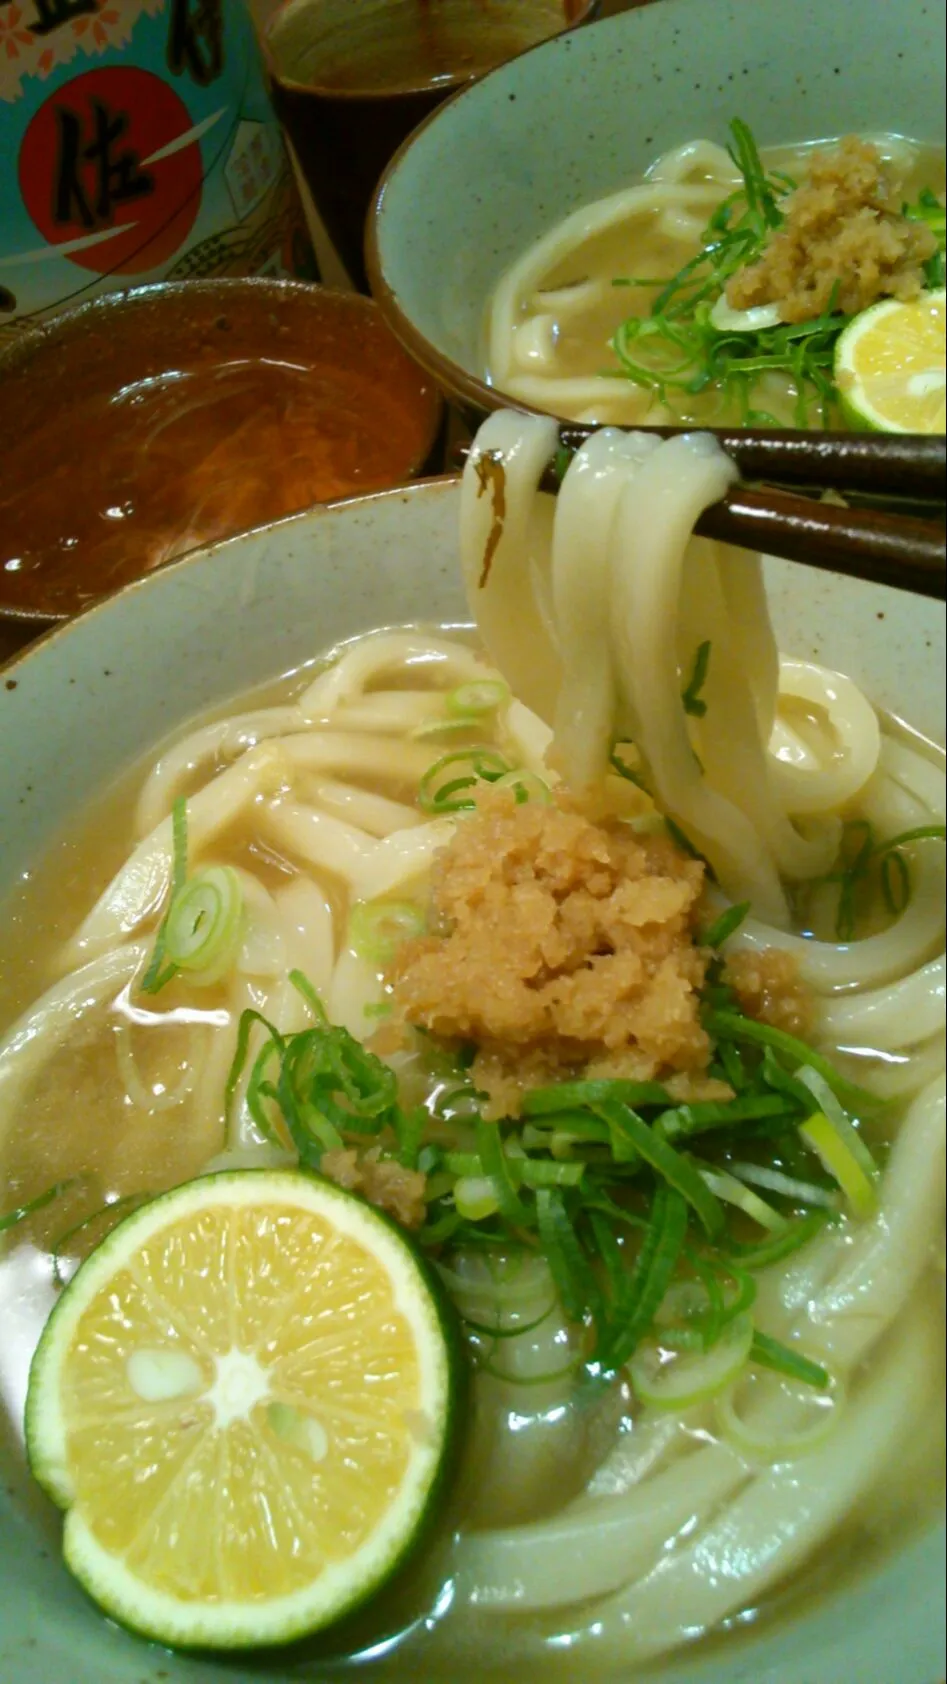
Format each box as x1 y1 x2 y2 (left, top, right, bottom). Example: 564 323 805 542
0 413 943 1677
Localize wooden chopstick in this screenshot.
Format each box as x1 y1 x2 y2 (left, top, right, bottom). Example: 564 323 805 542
556 426 946 503
452 429 946 599
694 487 944 600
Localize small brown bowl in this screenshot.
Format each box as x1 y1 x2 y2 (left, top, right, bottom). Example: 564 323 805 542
0 278 442 661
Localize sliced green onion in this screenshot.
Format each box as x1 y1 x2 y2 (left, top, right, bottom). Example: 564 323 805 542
724 1208 831 1269
700 901 751 948
728 1160 838 1210
163 866 243 983
535 1187 605 1330
699 1166 787 1233
716 1360 841 1462
657 1092 795 1139
681 640 712 717
749 1330 831 1389
609 748 649 791
520 1159 584 1189
289 968 326 1021
140 794 189 994
51 1190 151 1286
797 1065 878 1159
491 768 552 805
630 1311 752 1409
0 1177 83 1236
665 817 709 866
418 745 512 814
446 680 509 718
603 1185 688 1371
798 1110 878 1220
410 714 483 742
454 1176 500 1221
523 1078 671 1116
652 1276 724 1352
875 823 946 855
595 1099 726 1238
459 1300 558 1341
445 1151 483 1178
476 1121 532 1225
879 849 911 916
704 1008 876 1112
394 1104 427 1171
348 899 426 964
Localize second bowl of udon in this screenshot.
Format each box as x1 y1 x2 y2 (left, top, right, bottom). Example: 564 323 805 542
367 0 946 429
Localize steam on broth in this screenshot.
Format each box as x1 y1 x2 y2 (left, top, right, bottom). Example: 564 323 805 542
485 127 946 427
1 415 945 1676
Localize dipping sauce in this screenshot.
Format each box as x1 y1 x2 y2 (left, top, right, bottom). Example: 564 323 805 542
0 280 441 623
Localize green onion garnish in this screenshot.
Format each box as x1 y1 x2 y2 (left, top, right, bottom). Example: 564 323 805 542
446 680 509 718
682 640 712 717
140 795 190 994
594 1100 726 1238
700 901 751 949
0 1177 83 1236
417 746 512 814
348 899 426 965
162 866 243 983
750 1330 830 1390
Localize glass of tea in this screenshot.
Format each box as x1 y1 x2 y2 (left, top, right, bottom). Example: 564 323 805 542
262 0 601 292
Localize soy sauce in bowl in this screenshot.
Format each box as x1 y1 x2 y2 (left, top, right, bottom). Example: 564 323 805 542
0 280 441 634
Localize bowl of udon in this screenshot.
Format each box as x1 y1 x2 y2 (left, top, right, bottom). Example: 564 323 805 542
0 418 944 1682
367 0 946 431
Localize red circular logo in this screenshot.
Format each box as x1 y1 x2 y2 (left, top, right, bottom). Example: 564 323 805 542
19 66 204 276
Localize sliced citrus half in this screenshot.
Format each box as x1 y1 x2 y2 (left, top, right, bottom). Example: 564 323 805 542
25 1170 462 1650
834 288 946 432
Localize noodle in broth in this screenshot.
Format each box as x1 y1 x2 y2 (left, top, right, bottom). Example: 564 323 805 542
0 417 944 1677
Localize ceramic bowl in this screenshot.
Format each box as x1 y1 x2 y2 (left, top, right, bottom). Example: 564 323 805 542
367 0 947 420
0 278 443 665
0 478 945 1684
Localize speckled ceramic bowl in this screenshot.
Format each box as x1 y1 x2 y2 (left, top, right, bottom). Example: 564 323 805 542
367 0 947 419
0 480 944 1684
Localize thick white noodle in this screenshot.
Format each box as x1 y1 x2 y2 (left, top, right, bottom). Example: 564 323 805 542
565 1303 938 1665
64 745 290 966
819 954 946 1049
550 428 660 790
0 942 149 1128
260 800 376 888
135 707 306 836
328 945 384 1039
730 841 944 992
298 779 423 838
297 631 490 721
460 409 562 722
487 180 724 389
770 658 882 815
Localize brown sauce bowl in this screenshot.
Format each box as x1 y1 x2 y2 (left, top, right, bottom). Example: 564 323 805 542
0 279 442 661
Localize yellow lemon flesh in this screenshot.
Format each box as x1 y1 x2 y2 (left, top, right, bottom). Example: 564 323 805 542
834 289 946 433
25 1170 461 1650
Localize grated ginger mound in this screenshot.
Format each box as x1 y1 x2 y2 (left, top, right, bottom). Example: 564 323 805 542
391 789 712 1116
723 948 813 1040
726 136 938 323
320 1146 427 1230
